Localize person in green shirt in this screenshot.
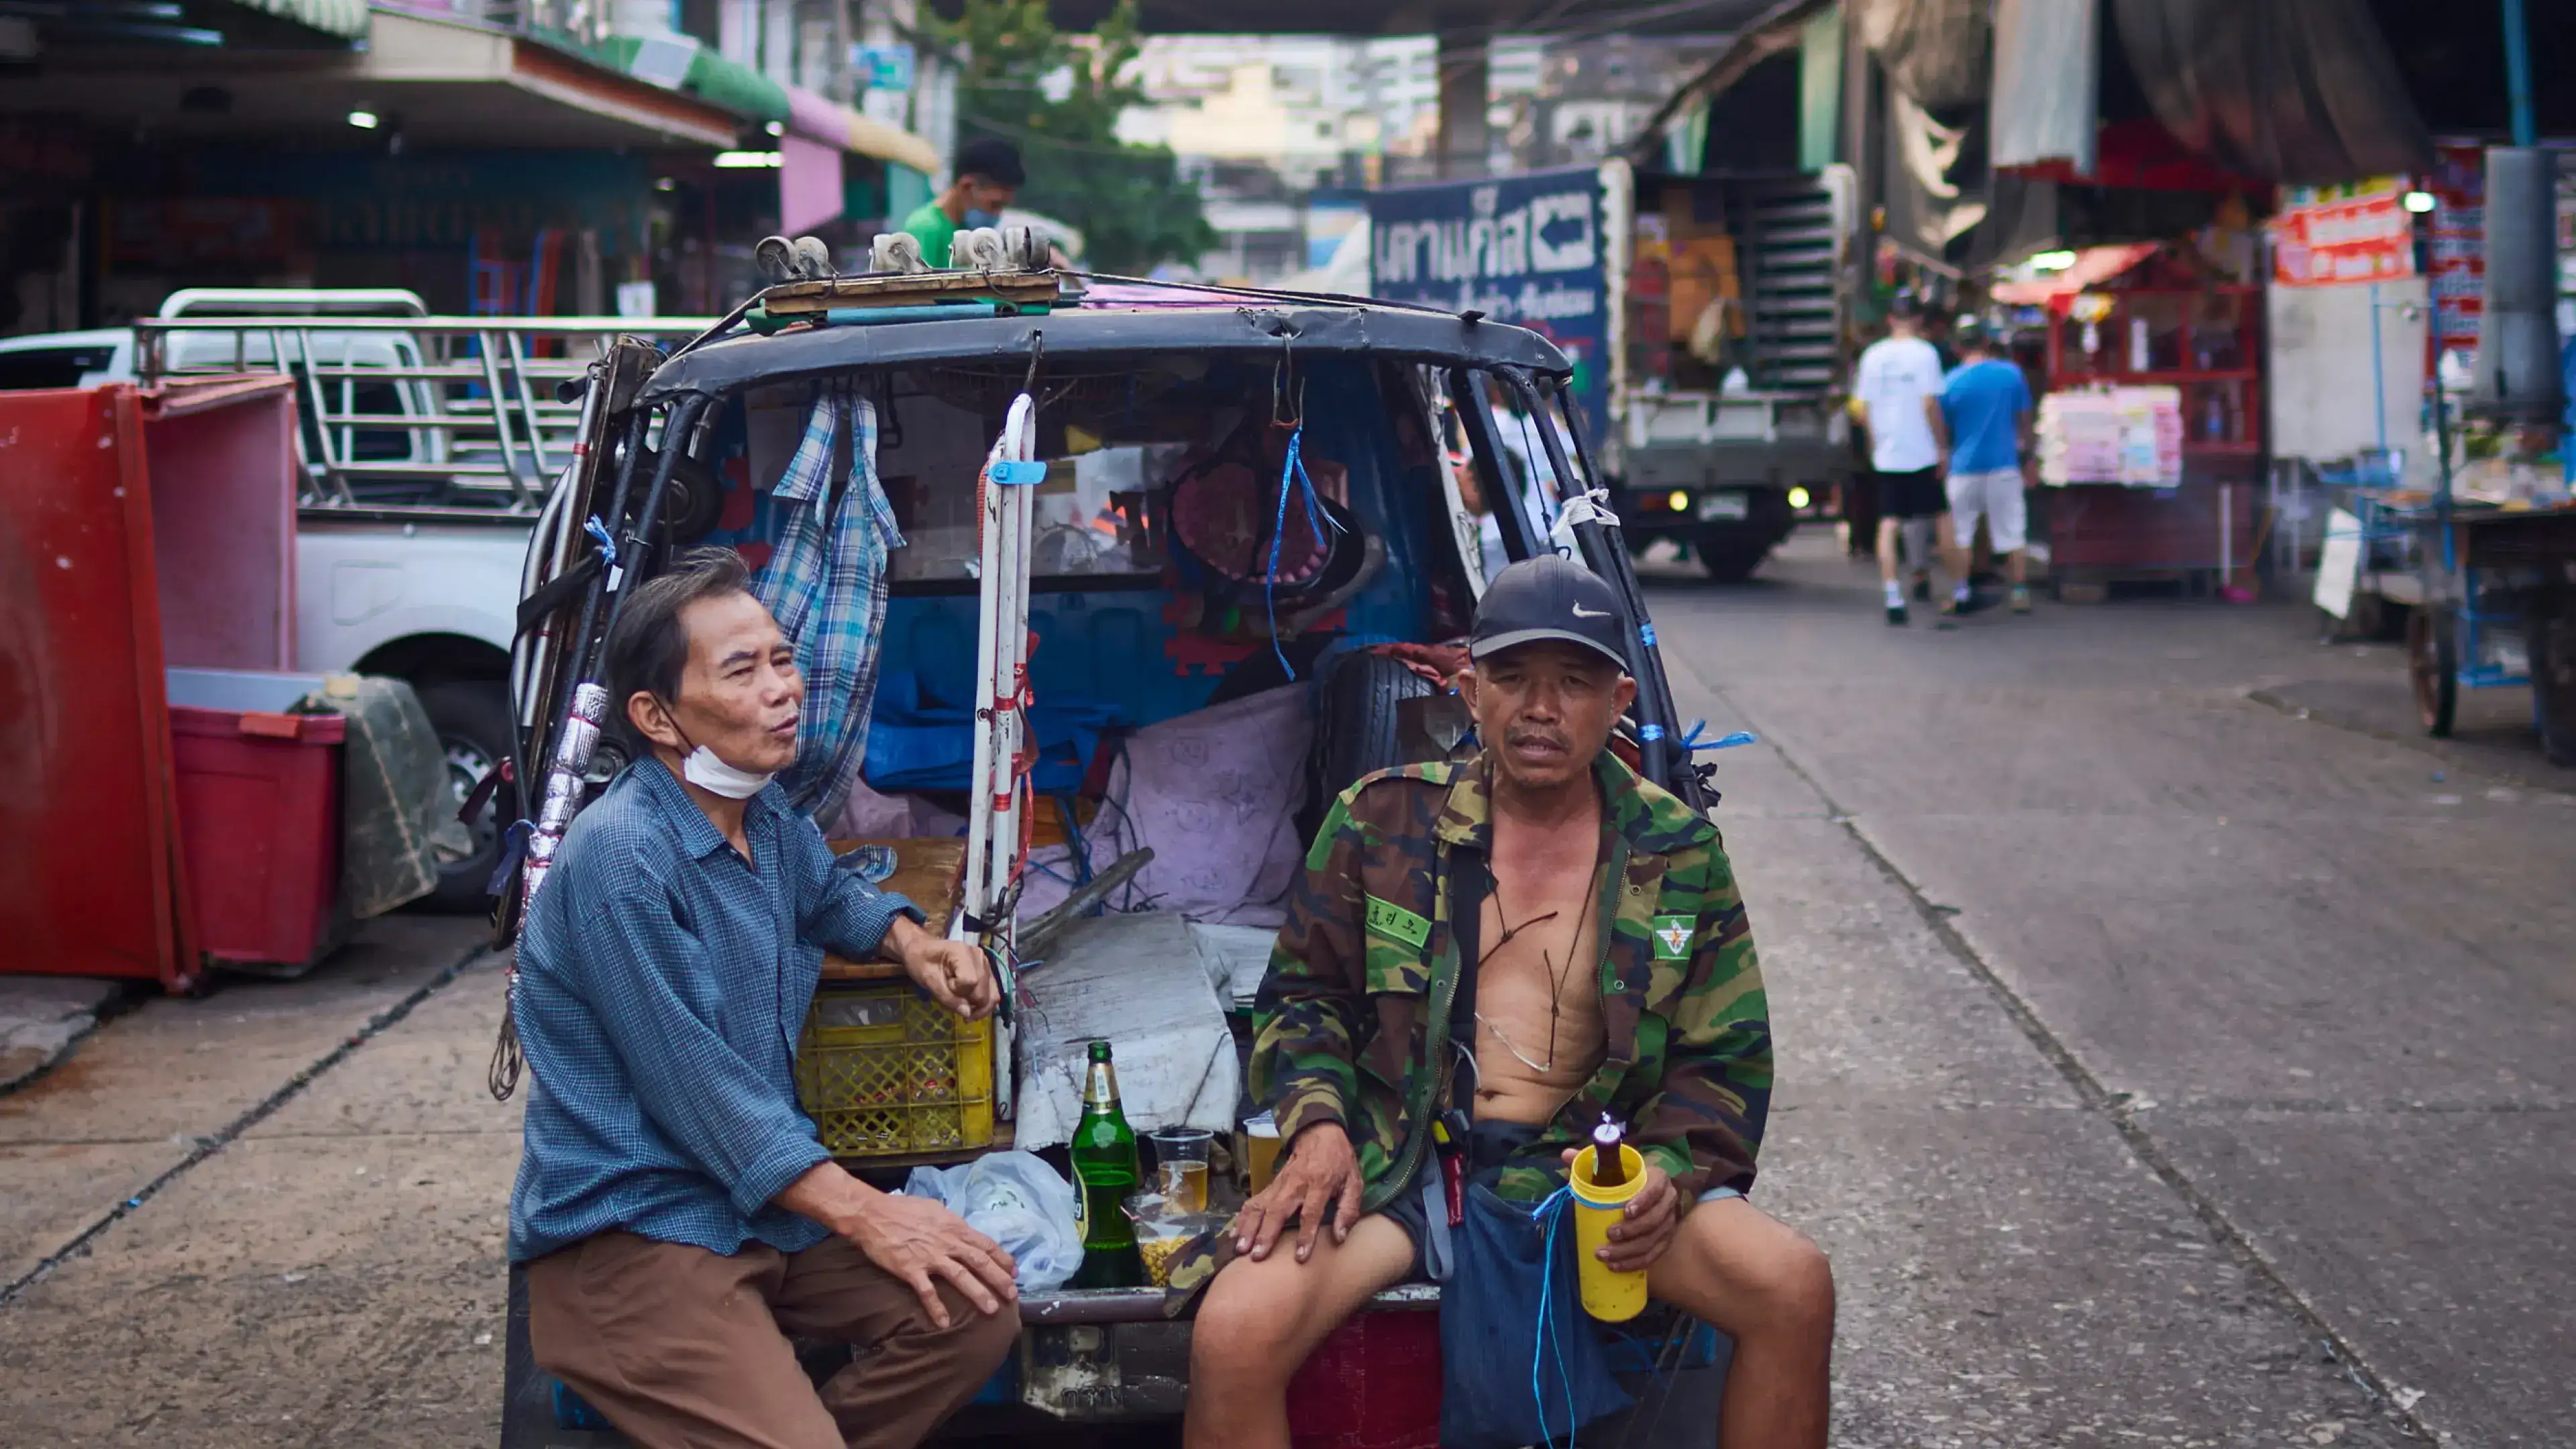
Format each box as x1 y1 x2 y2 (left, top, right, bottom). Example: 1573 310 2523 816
900 136 1025 268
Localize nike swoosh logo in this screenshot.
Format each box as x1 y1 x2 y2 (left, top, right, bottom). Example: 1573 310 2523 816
1571 604 1613 619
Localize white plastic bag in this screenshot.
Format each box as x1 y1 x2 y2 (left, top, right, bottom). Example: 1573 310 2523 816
904 1150 1085 1291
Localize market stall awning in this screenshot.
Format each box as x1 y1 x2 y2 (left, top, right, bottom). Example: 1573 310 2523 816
590 36 942 172
0 7 742 150
588 36 943 230
1990 243 2158 306
845 112 941 177
592 35 788 121
487 28 741 150
1992 0 2431 187
780 85 942 232
2111 0 2430 186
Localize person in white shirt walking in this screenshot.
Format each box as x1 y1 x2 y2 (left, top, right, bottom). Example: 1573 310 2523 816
1851 298 1951 626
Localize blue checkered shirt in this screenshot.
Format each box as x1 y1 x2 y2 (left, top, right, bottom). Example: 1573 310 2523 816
506 759 920 1263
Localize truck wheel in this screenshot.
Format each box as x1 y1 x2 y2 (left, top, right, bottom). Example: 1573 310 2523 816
2528 599 2576 767
417 680 514 913
2406 608 2457 739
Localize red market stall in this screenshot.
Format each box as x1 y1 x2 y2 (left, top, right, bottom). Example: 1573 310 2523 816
2000 242 2268 598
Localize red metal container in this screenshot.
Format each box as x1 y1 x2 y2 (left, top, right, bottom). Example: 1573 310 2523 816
166 702 345 969
1286 1309 1442 1449
0 378 304 991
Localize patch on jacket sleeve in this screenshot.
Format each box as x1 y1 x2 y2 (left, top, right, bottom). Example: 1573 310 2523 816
1364 895 1433 951
1650 914 1696 959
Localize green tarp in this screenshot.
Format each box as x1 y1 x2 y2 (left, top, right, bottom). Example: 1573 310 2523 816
587 34 789 122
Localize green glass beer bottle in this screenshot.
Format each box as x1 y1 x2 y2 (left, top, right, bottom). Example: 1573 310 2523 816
1067 1040 1145 1289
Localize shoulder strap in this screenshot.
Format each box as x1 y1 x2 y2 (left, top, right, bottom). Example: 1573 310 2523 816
1447 848 1489 1079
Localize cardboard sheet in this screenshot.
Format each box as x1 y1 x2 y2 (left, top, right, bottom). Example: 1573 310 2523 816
1010 910 1242 1150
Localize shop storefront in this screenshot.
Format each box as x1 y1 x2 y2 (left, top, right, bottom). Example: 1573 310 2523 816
1 5 943 327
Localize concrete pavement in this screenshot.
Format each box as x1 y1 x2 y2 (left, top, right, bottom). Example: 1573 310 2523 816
0 529 2565 1446
0 975 122 1093
1648 531 2572 1447
0 915 506 1444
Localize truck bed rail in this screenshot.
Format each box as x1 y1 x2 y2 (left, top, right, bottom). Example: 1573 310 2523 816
133 315 715 521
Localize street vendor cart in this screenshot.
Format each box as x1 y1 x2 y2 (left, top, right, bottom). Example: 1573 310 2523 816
490 253 1737 1447
2390 493 2576 764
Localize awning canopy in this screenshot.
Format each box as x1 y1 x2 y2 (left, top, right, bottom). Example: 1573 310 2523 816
589 35 943 172
1992 0 2432 188
1989 243 2158 305
784 85 940 174
779 85 941 231
586 35 943 230
2111 0 2430 184
0 8 743 150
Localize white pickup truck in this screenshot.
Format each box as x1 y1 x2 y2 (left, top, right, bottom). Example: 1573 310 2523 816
0 288 709 908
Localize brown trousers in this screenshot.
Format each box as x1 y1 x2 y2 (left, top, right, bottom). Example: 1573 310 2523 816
527 1230 1021 1449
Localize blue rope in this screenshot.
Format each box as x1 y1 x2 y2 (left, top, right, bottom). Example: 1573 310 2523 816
1529 1186 1581 1448
1677 721 1759 753
1053 791 1095 890
584 515 619 566
1265 426 1339 678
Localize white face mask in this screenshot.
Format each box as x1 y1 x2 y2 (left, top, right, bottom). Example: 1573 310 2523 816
659 703 782 800
678 745 777 800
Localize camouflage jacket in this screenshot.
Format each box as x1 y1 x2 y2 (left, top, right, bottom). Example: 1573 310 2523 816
1253 749 1772 1208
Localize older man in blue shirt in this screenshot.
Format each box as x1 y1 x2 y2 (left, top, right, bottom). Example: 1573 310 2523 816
508 548 1018 1449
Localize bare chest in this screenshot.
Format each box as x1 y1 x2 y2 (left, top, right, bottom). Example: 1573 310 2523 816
1468 834 1609 1118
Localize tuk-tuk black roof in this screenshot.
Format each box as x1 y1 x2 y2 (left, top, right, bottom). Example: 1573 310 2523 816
635 298 1574 403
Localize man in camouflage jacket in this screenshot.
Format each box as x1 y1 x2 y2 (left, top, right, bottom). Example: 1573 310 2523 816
1257 743 1768 1205
1178 557 1833 1449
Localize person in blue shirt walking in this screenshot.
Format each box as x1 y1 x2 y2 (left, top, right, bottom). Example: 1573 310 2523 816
1933 317 2037 614
508 548 1018 1449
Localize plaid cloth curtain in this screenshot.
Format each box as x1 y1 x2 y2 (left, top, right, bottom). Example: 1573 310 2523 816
755 380 906 823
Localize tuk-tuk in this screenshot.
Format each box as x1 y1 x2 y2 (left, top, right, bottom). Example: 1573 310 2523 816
494 262 1728 1448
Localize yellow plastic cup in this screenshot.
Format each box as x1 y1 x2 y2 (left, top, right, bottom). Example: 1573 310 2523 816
1569 1142 1649 1322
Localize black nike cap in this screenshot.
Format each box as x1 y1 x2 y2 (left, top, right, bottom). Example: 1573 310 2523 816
1470 555 1632 673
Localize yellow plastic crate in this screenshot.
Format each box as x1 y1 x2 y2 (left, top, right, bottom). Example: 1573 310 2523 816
796 983 996 1160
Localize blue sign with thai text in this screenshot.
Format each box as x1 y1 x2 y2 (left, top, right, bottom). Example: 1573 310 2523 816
1366 165 1609 440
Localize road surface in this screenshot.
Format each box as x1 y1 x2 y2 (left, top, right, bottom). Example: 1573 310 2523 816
0 530 2567 1446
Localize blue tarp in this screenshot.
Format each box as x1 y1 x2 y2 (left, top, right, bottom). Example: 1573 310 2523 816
861 671 1120 795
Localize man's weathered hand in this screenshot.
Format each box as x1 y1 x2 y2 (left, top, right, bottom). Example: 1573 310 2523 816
1235 1122 1362 1264
883 916 998 1019
1562 1146 1683 1272
776 1161 1017 1328
845 1188 1020 1329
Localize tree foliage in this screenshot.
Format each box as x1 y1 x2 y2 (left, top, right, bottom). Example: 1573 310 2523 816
936 0 1214 274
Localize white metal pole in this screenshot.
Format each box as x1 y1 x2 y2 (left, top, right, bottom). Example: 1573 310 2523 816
964 455 1005 923
965 393 1037 925
965 533 1001 910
